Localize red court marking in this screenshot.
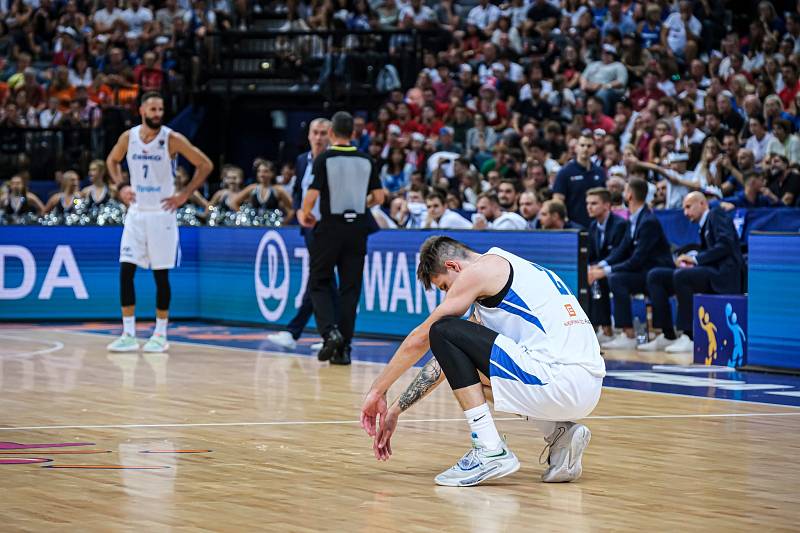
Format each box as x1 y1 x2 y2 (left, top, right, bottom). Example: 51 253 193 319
0 442 94 450
42 465 170 470
0 450 111 455
0 458 53 464
140 449 212 454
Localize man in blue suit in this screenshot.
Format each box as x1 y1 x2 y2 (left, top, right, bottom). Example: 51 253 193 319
586 187 629 344
587 177 674 350
642 191 743 353
268 118 332 351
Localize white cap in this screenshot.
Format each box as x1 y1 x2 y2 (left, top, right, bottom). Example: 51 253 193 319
411 132 425 142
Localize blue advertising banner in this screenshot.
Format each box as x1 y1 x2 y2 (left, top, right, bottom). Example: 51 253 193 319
747 232 800 370
1 227 582 337
0 226 198 319
198 228 583 336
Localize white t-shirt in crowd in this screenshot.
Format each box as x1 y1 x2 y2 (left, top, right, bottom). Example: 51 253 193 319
490 211 528 230
426 209 472 229
122 7 154 36
664 12 701 56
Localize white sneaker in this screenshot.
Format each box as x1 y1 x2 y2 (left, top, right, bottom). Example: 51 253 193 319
665 334 694 353
637 333 677 352
540 423 591 483
267 331 297 350
596 330 615 345
601 334 638 350
107 333 139 352
310 342 323 352
434 435 520 487
142 334 170 353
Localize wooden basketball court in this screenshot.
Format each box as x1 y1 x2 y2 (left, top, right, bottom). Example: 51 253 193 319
2 327 799 531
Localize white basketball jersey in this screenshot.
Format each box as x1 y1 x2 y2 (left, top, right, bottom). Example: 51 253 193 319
126 125 176 211
474 247 605 377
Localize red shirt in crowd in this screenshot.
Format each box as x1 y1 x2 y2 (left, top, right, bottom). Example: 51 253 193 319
779 80 800 110
630 87 666 111
584 112 615 133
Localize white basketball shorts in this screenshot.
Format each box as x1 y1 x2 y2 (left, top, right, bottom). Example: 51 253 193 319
488 334 603 422
119 208 180 270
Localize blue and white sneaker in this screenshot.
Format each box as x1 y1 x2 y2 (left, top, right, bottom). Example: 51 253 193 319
434 434 520 487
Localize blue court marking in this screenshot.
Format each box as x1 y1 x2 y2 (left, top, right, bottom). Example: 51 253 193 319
57 321 800 408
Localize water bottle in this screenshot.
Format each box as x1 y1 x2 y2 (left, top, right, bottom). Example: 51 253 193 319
591 281 602 300
633 316 648 346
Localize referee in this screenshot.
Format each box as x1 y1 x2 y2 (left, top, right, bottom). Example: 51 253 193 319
298 111 385 365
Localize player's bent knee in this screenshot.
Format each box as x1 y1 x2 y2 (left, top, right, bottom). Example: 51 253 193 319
429 316 461 343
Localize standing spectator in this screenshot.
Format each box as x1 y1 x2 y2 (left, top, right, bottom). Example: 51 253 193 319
553 131 606 228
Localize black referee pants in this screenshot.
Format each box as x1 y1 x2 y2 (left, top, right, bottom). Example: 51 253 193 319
308 220 369 345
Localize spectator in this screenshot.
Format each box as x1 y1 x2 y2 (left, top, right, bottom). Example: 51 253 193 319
517 190 541 229
764 153 800 206
601 0 636 38
44 170 81 216
583 95 615 133
122 0 154 39
1 173 44 217
465 113 498 163
351 116 371 153
588 177 674 350
93 0 125 34
467 0 501 36
661 0 701 62
644 192 743 354
156 0 186 36
380 147 413 193
472 191 527 230
537 199 583 230
38 96 62 128
423 189 472 229
779 62 800 110
496 179 519 211
581 44 628 115
630 70 666 112
134 50 165 93
586 186 629 344
719 171 776 209
231 159 294 219
629 151 699 208
744 115 776 164
435 126 463 154
68 56 93 88
81 159 115 208
768 119 800 166
553 131 606 228
210 165 245 212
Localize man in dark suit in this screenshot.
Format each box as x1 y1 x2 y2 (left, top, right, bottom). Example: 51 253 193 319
587 177 674 350
642 191 743 354
586 187 629 344
267 118 332 351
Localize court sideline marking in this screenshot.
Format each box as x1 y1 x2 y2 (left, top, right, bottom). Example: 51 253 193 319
2 411 800 432
45 328 800 411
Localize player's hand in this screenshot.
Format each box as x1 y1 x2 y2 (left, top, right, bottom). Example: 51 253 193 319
298 210 317 228
373 405 400 461
161 192 189 211
360 389 387 437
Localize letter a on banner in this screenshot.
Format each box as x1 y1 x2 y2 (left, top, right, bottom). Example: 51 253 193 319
39 245 89 300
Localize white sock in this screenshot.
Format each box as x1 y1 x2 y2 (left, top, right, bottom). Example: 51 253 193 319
464 403 502 450
123 316 135 337
154 318 168 337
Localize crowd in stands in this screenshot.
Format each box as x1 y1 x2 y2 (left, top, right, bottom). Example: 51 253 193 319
5 0 800 230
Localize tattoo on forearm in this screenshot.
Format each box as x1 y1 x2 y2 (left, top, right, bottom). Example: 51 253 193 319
397 359 443 412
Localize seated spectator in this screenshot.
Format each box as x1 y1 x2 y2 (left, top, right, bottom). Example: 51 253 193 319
175 166 209 210
586 187 629 343
583 95 616 134
588 178 674 350
581 44 628 115
472 191 527 230
465 113 498 164
629 151 699 209
134 51 165 93
44 170 81 216
764 152 800 206
496 179 519 212
231 159 294 219
537 199 584 230
210 165 244 212
630 70 666 112
68 56 93 88
38 97 63 128
767 119 800 166
48 66 75 112
745 115 776 164
1 173 44 218
380 148 414 193
423 189 472 229
719 171 776 209
643 192 743 354
81 160 115 208
517 190 541 229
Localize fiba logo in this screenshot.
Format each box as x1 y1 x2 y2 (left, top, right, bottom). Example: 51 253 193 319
254 231 290 321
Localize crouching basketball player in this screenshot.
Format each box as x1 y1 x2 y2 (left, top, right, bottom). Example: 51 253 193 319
106 91 213 353
360 236 605 486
